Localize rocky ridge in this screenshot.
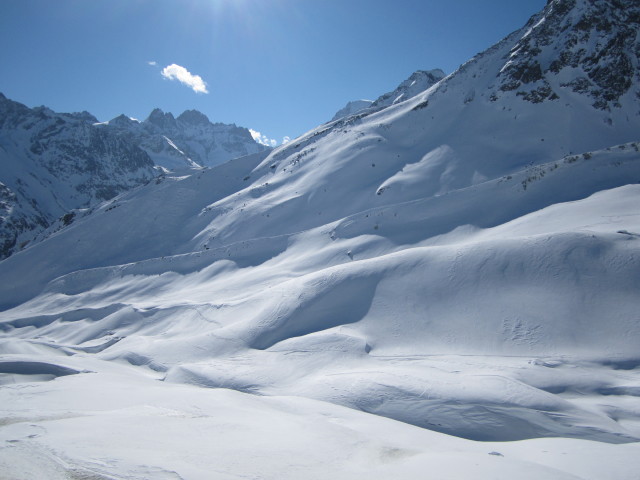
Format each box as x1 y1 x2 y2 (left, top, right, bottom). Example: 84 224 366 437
101 108 269 170
493 0 640 109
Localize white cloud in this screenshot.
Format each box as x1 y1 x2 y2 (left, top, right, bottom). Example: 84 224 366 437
161 64 209 94
250 129 278 147
282 136 291 144
147 61 157 66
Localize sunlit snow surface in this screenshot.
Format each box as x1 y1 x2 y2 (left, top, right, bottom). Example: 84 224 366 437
1 361 640 480
2 0 640 475
1 152 639 478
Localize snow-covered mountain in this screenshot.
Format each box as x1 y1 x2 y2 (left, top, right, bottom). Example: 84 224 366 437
370 68 446 108
0 97 270 259
0 93 157 259
331 99 374 121
100 108 270 170
331 69 446 121
2 0 640 478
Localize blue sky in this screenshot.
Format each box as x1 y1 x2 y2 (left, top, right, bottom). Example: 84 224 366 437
0 0 545 145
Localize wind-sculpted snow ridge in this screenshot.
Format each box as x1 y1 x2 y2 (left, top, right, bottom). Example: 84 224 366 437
2 0 640 478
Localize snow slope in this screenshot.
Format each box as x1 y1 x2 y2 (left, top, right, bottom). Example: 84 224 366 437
1 0 640 478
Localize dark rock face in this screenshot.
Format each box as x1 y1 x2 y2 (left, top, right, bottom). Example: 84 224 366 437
147 108 177 130
30 120 153 183
497 0 639 109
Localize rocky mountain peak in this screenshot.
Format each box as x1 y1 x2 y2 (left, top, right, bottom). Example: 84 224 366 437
146 108 177 129
177 109 210 126
495 0 639 109
0 94 30 128
69 111 99 123
108 113 139 128
404 69 447 86
371 69 446 109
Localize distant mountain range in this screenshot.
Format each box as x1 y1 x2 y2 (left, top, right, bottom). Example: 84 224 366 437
0 96 268 258
101 108 269 170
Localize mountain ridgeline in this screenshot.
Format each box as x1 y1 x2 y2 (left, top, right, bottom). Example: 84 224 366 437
103 108 269 170
331 69 446 121
0 97 268 258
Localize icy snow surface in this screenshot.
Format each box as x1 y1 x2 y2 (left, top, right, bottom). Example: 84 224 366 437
1 0 640 478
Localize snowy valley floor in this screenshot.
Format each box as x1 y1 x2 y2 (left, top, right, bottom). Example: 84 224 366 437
1 349 640 480
1 172 639 478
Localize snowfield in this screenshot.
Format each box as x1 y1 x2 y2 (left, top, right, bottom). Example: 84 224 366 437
1 360 640 480
1 146 638 479
1 0 640 478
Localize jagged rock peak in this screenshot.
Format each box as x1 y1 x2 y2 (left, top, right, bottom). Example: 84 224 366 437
70 111 98 123
177 109 210 125
496 0 640 109
404 69 446 85
146 108 177 129
108 113 139 127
